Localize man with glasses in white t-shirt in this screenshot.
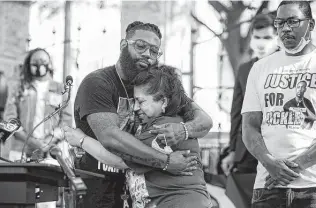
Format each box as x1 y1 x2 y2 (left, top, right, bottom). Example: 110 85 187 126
242 1 316 207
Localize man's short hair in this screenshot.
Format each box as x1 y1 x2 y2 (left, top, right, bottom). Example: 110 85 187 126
251 13 276 32
125 21 162 39
278 1 313 19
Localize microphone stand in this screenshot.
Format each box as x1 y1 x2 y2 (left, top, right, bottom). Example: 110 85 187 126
50 146 86 208
19 82 72 163
17 78 86 208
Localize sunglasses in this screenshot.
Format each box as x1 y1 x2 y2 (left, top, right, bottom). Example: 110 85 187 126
126 39 163 59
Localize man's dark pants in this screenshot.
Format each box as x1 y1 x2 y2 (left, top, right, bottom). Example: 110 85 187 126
252 187 316 208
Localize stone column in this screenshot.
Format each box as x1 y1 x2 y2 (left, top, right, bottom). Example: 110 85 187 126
0 1 30 80
0 2 30 158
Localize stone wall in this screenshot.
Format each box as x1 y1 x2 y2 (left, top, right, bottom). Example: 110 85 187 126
0 2 30 80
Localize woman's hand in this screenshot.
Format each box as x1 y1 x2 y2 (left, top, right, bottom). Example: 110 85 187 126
51 127 65 141
149 123 185 146
63 126 86 147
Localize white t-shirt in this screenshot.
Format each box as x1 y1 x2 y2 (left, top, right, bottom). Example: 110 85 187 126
242 49 316 189
32 80 50 139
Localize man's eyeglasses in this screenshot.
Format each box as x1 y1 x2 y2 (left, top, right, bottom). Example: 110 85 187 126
126 39 163 59
274 18 310 29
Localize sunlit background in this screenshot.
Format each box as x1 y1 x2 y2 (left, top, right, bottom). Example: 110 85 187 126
2 2 316 206
1 0 316 140
28 0 279 132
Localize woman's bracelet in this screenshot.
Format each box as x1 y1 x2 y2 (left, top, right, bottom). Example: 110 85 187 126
180 122 189 141
163 154 171 171
79 136 87 149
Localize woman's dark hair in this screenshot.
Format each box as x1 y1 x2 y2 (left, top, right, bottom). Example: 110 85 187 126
132 64 194 121
22 48 53 86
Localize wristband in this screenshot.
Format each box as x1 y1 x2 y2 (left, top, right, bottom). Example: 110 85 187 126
79 136 87 148
163 154 170 171
180 122 189 140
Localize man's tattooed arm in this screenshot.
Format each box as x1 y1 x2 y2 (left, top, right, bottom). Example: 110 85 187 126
107 147 164 168
87 112 167 168
293 142 316 170
242 111 272 165
243 112 301 187
184 102 213 138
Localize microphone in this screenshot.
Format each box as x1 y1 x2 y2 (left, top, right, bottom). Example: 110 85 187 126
50 146 87 194
20 75 73 162
0 118 21 142
63 75 72 104
66 75 73 86
62 75 73 95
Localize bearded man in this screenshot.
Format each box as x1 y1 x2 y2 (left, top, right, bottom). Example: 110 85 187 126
73 21 213 208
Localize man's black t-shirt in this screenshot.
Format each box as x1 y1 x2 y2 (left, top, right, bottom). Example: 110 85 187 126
74 65 134 208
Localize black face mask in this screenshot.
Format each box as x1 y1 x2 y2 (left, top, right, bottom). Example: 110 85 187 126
30 63 50 77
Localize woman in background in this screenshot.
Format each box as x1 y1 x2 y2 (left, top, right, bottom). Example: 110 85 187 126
3 48 73 208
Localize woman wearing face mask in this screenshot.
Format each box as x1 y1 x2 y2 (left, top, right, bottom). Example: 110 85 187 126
2 48 73 208
2 48 73 162
64 65 213 208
